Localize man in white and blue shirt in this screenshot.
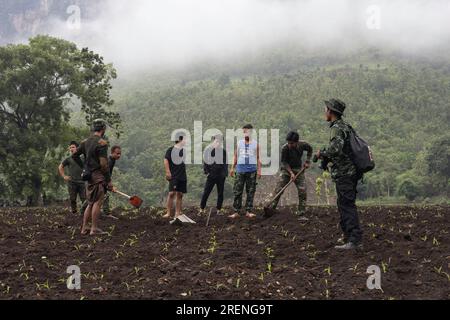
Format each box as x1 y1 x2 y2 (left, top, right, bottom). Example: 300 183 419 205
229 124 262 219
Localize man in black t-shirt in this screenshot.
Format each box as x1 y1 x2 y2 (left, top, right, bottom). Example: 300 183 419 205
200 135 228 214
163 134 187 219
268 131 312 220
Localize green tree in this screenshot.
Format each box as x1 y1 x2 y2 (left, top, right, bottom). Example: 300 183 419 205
396 173 421 201
0 35 119 205
427 134 450 178
426 134 450 196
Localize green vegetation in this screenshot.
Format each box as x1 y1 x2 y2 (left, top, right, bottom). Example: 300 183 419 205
0 36 449 206
109 50 450 205
0 36 119 205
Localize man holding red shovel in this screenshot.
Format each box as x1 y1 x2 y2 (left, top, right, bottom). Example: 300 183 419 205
101 145 122 220
266 131 312 221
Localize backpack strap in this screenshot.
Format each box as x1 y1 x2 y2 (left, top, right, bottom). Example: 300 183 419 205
71 155 84 169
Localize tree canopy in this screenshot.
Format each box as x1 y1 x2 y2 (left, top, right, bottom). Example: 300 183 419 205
0 35 119 205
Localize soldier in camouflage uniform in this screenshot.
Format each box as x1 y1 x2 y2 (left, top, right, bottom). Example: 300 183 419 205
58 141 86 214
316 99 363 250
268 132 312 221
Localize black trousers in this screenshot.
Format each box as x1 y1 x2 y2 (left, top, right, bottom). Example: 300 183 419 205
68 181 86 214
200 175 226 210
335 175 362 244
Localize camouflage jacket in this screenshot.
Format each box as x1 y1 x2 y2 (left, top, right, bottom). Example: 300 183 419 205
321 119 357 181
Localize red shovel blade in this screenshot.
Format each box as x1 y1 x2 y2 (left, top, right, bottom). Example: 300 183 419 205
129 196 143 209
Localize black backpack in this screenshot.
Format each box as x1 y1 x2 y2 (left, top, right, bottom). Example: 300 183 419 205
81 159 92 182
81 145 93 182
347 126 375 174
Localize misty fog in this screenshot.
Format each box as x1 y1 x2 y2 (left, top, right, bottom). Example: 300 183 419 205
25 0 450 73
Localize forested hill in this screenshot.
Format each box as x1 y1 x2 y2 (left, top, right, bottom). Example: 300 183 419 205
0 35 448 206
106 50 450 205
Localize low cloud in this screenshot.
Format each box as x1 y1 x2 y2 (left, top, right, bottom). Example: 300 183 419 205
39 0 450 72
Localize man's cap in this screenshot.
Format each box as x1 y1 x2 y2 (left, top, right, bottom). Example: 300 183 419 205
173 132 186 143
324 99 346 115
286 131 300 142
92 119 107 131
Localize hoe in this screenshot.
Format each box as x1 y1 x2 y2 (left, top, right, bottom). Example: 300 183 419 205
263 167 306 218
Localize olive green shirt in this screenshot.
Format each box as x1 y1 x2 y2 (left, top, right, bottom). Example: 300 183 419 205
61 157 84 183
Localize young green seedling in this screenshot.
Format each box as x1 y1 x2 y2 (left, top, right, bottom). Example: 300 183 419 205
267 262 272 273
207 230 218 254
114 250 123 259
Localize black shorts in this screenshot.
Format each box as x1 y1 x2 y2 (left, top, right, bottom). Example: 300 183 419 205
169 179 187 194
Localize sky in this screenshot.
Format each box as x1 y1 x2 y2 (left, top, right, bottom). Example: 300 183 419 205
38 0 450 72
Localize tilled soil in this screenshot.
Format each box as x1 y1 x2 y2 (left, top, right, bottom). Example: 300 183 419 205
0 205 448 300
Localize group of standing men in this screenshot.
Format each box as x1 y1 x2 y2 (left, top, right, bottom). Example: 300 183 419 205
58 120 122 235
162 99 363 250
60 99 363 249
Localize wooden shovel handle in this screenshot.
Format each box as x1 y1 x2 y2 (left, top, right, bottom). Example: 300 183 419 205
115 190 131 199
269 167 306 203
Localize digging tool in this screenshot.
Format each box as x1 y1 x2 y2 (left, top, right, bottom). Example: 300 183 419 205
180 214 196 224
206 208 213 227
263 167 306 218
114 190 143 209
170 214 197 225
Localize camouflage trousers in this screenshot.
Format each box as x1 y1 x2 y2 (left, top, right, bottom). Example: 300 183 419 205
233 172 258 213
68 181 86 214
269 169 307 214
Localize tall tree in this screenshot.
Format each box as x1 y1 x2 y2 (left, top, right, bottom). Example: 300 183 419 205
0 35 119 205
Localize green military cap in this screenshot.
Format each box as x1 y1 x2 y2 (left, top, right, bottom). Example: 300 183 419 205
92 119 107 132
325 99 346 115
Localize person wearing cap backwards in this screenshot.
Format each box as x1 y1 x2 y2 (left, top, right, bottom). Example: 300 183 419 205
73 119 116 236
267 131 312 221
316 99 363 250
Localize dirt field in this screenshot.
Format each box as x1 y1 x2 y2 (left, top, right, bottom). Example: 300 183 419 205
0 205 448 300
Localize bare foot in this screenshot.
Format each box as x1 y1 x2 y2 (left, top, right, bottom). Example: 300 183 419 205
228 213 240 219
90 229 107 236
81 228 89 236
162 213 172 219
105 214 119 220
246 212 256 219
